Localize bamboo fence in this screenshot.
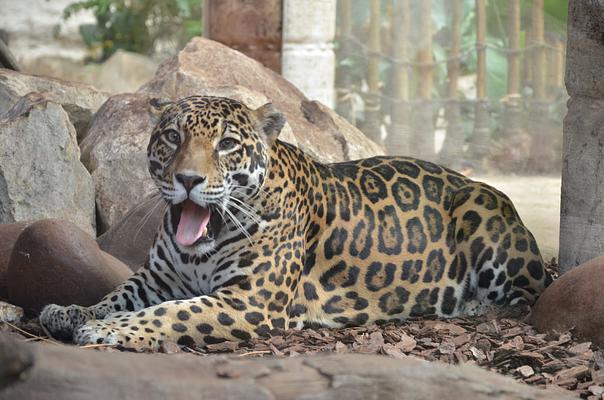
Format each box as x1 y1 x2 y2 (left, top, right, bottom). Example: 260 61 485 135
335 0 566 173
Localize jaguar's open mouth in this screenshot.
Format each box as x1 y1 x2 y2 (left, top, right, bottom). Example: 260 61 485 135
173 200 221 247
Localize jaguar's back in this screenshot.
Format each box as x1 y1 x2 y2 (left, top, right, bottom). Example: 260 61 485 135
270 143 552 328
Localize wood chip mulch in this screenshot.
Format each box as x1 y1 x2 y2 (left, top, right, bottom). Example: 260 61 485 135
196 309 602 399
3 261 602 398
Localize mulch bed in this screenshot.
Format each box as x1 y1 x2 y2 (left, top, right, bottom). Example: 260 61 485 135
2 262 602 398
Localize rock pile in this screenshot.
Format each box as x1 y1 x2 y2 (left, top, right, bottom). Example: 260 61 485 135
0 93 95 235
0 36 383 309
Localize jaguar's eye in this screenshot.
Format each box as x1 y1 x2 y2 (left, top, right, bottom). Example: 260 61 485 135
218 137 239 152
163 130 180 145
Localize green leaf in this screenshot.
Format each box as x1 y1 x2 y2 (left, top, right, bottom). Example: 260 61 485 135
78 23 101 47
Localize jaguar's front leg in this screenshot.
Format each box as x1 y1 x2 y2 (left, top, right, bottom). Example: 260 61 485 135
40 251 190 341
74 288 284 351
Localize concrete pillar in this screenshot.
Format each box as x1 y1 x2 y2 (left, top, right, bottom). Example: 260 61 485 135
559 1 604 272
282 0 336 108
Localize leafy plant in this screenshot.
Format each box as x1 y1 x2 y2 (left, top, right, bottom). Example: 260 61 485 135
64 0 203 61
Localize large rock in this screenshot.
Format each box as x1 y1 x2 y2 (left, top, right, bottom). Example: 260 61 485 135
139 37 381 162
0 68 108 141
94 50 158 94
0 94 95 235
80 93 159 232
531 255 604 347
97 194 164 271
84 37 383 229
0 222 31 301
6 219 132 315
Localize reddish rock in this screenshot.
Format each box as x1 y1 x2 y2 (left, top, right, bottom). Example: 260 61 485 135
139 37 383 163
0 222 31 300
7 219 132 315
97 194 163 271
531 256 604 347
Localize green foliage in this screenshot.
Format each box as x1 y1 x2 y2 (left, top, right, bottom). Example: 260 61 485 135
64 0 203 61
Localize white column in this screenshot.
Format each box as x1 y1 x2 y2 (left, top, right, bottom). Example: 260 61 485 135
281 0 336 108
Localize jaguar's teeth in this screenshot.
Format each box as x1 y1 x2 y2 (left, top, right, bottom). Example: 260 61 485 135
202 227 208 236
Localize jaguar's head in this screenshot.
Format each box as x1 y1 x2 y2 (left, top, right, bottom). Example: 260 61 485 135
147 95 285 251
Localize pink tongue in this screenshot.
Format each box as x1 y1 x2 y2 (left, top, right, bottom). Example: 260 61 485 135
176 200 211 247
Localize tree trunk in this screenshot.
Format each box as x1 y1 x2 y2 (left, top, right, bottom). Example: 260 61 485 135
559 1 604 272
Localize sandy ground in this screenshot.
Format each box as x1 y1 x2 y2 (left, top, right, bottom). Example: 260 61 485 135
476 175 561 261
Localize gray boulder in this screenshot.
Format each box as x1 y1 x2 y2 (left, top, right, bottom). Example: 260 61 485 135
80 93 160 232
0 68 108 142
0 93 95 235
97 194 164 271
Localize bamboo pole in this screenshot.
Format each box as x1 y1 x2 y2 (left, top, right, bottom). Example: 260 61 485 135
507 0 521 97
439 0 463 166
475 0 487 100
471 0 489 165
528 0 550 172
335 0 355 124
411 0 434 158
531 0 546 101
546 35 564 98
503 0 522 139
556 40 565 90
364 0 382 144
416 1 433 100
386 0 410 155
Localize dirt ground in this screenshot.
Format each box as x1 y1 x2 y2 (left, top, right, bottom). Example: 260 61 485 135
477 175 561 261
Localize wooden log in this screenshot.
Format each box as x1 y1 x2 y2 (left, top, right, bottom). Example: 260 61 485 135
0 334 574 400
0 335 33 390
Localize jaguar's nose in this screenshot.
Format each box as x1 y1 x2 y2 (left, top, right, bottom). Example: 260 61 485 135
175 173 206 192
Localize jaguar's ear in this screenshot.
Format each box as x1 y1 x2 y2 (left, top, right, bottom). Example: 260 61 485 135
253 102 286 145
149 98 174 115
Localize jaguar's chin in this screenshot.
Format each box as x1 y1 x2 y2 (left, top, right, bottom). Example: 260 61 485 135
171 200 223 249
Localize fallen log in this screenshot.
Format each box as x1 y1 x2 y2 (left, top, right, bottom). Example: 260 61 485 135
0 334 573 400
0 335 33 390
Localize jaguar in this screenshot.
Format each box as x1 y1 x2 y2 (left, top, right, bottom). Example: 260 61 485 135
40 95 552 350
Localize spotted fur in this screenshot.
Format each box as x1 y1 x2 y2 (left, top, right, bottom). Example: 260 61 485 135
40 96 552 350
